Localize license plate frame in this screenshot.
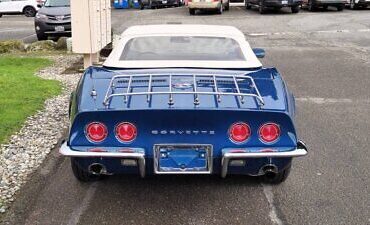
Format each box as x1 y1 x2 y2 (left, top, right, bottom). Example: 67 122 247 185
55 26 65 32
154 144 213 174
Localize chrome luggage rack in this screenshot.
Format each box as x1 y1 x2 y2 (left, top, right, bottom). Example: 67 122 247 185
102 73 265 107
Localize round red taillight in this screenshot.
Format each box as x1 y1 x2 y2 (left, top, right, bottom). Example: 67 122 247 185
115 122 137 143
229 122 251 144
259 123 280 143
85 122 108 143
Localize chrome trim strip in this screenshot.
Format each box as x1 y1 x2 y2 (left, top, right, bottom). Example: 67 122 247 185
221 141 308 178
59 142 146 178
153 144 213 174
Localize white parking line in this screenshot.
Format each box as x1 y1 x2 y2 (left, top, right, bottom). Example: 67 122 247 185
22 33 36 40
262 184 284 225
0 28 29 33
67 182 98 225
296 97 370 104
246 28 370 37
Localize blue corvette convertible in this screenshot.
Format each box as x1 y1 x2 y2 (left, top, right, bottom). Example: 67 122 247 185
60 25 307 183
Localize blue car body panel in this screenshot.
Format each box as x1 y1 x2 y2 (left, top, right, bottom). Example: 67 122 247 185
66 66 302 176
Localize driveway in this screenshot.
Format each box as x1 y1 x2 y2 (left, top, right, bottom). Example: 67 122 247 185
1 6 370 225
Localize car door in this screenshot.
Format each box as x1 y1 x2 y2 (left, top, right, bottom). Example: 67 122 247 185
0 0 26 13
11 0 29 12
0 0 13 13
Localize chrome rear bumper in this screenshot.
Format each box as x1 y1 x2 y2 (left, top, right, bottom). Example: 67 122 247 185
221 141 308 178
60 141 307 179
59 142 146 178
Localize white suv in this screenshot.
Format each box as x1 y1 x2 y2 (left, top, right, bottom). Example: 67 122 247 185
0 0 43 17
188 0 230 15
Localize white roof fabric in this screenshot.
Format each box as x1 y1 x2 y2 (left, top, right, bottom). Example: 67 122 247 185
104 25 262 69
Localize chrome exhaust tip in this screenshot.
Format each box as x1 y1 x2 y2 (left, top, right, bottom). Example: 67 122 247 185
261 164 278 177
88 163 107 175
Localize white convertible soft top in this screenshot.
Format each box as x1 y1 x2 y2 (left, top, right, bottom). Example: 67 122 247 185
104 25 262 69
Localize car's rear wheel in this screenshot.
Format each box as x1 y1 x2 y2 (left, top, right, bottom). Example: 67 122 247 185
337 4 344 10
23 6 36 17
245 2 252 9
262 164 292 184
0 14 3 18
71 158 102 182
291 5 300 13
189 8 195 15
259 1 266 14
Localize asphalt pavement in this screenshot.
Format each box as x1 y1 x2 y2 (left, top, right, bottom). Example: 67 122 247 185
1 6 370 225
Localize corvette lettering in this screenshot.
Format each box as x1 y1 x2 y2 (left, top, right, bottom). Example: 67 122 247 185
151 130 215 135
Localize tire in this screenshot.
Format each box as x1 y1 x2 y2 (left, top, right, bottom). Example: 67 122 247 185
245 2 252 9
189 8 195 15
322 5 328 9
23 6 36 17
71 158 102 182
337 4 344 10
308 0 316 11
36 32 48 41
225 1 230 10
0 14 2 18
291 5 300 13
259 0 266 14
262 164 292 184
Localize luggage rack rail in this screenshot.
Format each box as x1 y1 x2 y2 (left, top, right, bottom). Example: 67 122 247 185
102 73 265 107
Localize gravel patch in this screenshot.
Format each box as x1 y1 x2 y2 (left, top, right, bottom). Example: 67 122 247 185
0 54 82 214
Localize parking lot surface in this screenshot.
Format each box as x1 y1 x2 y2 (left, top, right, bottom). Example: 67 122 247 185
1 6 370 225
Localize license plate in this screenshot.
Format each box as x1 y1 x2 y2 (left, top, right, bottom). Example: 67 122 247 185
154 144 212 174
282 0 288 4
162 0 167 3
55 26 65 32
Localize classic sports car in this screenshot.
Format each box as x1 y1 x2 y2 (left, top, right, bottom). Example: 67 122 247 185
60 25 308 183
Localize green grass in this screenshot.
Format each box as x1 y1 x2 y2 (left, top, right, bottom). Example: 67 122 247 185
0 56 61 144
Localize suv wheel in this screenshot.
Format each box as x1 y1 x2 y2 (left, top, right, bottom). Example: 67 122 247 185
259 1 266 14
337 4 344 10
189 8 195 15
291 5 300 13
36 32 48 41
23 6 36 17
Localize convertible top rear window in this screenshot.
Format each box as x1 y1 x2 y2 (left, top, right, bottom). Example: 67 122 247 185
120 36 246 61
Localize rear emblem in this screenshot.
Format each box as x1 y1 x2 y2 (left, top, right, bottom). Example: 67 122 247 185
172 82 193 90
172 78 193 90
